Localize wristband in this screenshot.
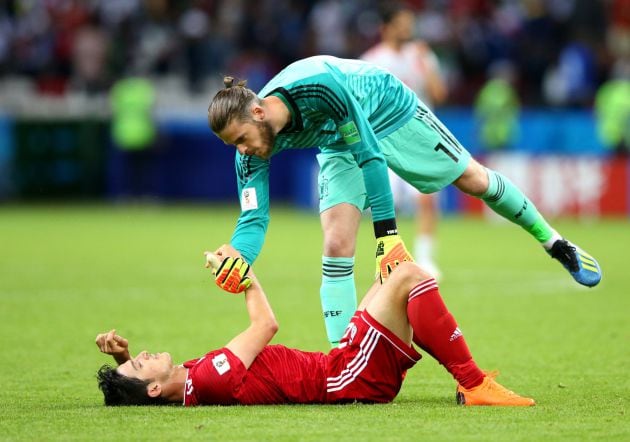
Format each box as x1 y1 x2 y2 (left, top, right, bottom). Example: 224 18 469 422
373 218 398 238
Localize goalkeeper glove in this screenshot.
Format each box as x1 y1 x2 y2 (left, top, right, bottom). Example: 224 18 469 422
213 256 252 294
375 234 414 283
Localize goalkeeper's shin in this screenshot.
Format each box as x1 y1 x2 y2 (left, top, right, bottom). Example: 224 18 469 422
321 256 357 346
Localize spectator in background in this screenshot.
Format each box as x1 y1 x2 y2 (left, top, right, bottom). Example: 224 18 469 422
594 78 630 156
0 6 14 75
600 0 630 155
70 23 110 95
0 0 622 110
446 0 498 103
132 0 179 77
514 0 564 105
607 0 630 82
361 2 447 279
307 0 351 57
178 2 211 93
110 76 157 198
226 49 280 94
10 1 65 93
110 77 156 151
474 60 520 150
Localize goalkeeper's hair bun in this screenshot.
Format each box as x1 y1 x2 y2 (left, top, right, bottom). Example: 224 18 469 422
223 76 247 89
210 75 258 133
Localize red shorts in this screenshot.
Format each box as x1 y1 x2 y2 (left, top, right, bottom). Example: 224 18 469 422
325 310 422 403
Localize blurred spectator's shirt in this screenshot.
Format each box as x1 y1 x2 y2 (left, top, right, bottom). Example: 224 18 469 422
231 55 418 264
361 41 440 108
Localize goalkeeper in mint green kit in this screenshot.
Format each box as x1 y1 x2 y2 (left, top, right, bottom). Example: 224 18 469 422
207 56 601 346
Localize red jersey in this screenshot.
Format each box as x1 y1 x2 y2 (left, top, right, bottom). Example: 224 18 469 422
183 311 421 406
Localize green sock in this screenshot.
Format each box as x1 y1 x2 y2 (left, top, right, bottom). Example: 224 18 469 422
320 256 357 346
482 168 554 243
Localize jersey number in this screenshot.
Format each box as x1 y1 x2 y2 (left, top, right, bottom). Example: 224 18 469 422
434 142 459 162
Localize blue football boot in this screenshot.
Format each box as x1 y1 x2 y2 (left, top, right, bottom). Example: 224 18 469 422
548 239 601 287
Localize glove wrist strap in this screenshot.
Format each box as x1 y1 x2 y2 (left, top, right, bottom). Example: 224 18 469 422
373 218 398 238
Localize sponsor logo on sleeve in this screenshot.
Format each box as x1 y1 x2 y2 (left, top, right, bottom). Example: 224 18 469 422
241 187 258 211
212 353 231 375
338 121 361 145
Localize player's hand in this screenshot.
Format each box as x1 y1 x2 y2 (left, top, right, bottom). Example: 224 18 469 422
214 256 252 293
205 251 252 294
95 329 130 363
375 234 414 283
215 244 242 259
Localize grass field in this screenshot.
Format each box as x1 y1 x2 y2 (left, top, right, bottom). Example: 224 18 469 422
0 204 628 441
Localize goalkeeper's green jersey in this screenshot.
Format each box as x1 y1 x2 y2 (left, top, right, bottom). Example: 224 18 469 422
231 56 418 263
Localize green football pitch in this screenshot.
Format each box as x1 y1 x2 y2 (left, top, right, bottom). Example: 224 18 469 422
1 204 628 441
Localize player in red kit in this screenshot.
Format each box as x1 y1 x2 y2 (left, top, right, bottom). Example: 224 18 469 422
95 245 534 407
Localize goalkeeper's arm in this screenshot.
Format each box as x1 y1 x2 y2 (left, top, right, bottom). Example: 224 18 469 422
374 218 414 283
351 152 413 282
327 81 412 282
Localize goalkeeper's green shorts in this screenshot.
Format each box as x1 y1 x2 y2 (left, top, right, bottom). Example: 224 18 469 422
317 150 370 213
380 104 471 194
316 105 471 214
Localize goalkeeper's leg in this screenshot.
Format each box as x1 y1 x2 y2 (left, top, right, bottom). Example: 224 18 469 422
454 159 601 287
320 203 361 346
454 159 557 243
321 256 357 346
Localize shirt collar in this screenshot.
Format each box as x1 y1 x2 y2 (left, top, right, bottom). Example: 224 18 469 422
264 87 303 133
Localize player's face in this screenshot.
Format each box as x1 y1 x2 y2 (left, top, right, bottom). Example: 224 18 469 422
219 119 276 160
117 351 173 381
389 10 414 43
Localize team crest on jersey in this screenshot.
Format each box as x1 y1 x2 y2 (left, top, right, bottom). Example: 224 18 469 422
241 187 258 211
212 353 231 375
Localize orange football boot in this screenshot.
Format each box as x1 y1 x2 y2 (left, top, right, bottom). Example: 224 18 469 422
456 372 535 406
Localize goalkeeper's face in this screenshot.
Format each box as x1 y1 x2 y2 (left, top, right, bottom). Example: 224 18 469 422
219 118 276 160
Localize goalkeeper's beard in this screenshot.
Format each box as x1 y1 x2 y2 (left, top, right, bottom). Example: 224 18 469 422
255 120 276 158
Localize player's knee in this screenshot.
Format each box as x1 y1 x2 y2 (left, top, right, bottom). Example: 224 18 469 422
393 262 432 288
454 160 489 196
323 234 355 257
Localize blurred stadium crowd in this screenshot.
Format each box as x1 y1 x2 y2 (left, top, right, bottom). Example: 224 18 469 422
0 0 628 111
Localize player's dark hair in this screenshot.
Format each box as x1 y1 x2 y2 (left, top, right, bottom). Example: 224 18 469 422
378 2 410 25
96 364 169 406
208 76 261 133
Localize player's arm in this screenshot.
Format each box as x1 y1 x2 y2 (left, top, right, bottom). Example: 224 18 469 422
336 91 394 224
416 42 447 105
230 152 271 264
95 329 131 365
212 245 278 369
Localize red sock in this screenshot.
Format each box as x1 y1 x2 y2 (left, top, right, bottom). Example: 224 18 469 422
407 279 484 389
